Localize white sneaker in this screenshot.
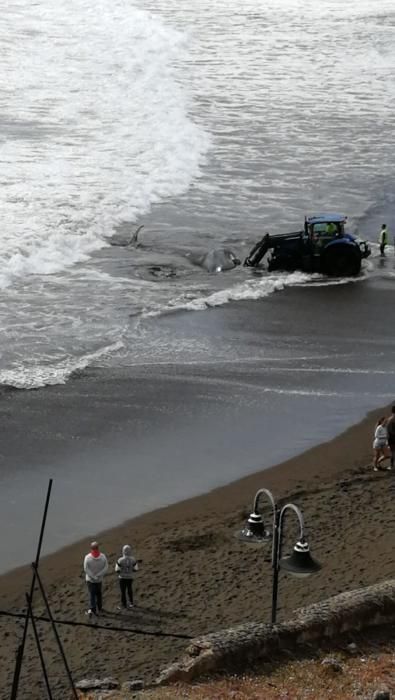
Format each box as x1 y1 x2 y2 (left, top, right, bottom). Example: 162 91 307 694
85 609 93 617
127 604 134 609
386 465 392 470
373 466 378 471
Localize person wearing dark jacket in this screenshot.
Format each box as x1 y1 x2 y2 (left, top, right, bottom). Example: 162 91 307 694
387 405 395 468
115 544 139 609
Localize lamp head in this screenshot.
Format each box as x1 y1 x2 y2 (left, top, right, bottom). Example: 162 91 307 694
235 511 271 546
279 539 321 578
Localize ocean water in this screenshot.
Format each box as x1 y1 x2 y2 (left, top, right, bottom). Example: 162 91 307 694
1 0 395 388
2 1 395 571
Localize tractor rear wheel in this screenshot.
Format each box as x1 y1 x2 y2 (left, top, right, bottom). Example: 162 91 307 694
322 245 361 277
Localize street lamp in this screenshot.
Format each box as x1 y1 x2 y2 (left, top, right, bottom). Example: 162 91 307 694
236 488 321 624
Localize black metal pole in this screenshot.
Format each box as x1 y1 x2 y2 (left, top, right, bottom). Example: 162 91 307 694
270 503 305 625
25 594 53 700
10 641 24 700
33 479 53 572
32 564 79 700
270 510 281 625
10 479 53 700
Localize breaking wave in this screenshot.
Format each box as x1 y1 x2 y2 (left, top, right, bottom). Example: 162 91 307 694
0 341 124 389
0 0 209 290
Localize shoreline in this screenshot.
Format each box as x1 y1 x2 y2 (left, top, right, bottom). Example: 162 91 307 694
0 402 387 584
1 403 395 698
2 333 392 575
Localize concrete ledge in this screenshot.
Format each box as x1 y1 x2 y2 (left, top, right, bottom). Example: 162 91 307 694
156 578 395 685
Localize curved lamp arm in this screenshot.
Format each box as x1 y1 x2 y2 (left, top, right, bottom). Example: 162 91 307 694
253 488 276 515
277 502 305 545
252 488 277 563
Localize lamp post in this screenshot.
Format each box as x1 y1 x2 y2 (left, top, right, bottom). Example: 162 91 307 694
236 488 321 624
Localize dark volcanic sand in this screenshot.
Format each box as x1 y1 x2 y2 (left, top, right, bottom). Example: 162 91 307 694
0 405 394 699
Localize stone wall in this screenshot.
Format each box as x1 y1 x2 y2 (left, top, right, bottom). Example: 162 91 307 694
156 578 395 685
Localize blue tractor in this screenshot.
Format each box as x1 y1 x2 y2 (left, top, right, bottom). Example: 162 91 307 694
244 213 371 276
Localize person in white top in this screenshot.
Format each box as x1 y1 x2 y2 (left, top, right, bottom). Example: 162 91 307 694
83 541 108 617
372 417 391 471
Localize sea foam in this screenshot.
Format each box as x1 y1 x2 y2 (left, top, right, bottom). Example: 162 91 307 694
0 0 210 289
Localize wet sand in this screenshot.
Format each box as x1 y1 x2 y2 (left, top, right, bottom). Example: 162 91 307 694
2 281 395 575
0 404 394 699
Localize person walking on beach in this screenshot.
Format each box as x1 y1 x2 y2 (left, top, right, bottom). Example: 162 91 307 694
379 224 389 256
386 405 395 468
372 417 391 471
83 541 108 617
115 544 139 610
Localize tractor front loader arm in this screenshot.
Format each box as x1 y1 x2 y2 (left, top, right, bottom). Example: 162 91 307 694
244 233 272 267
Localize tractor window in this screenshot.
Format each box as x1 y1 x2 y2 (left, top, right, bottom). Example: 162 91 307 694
311 223 339 238
312 223 327 235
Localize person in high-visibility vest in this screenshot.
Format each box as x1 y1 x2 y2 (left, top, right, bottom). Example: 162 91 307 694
314 221 337 250
326 222 337 237
379 224 388 256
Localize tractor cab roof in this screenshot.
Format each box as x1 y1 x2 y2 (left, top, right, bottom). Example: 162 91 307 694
306 213 347 225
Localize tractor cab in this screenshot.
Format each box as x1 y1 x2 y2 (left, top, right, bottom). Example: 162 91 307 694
305 213 346 251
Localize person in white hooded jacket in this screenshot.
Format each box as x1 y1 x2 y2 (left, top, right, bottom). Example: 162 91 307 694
83 541 108 617
115 544 138 609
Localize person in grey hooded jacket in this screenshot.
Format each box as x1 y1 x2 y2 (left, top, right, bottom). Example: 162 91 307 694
115 544 138 609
